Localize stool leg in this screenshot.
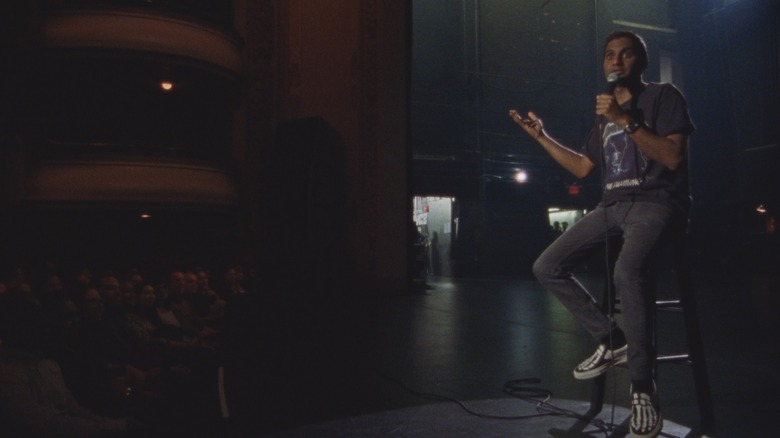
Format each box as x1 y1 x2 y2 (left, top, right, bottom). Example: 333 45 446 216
588 241 619 417
676 261 716 434
586 228 715 434
587 373 607 417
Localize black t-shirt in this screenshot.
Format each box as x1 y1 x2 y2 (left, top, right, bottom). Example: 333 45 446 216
583 82 695 210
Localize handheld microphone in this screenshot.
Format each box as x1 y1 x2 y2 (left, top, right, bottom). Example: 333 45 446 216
605 72 620 94
598 72 621 132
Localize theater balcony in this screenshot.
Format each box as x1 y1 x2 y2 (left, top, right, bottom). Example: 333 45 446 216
36 0 242 74
1 1 244 210
25 148 238 206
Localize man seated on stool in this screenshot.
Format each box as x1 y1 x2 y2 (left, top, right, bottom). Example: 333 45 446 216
509 30 695 438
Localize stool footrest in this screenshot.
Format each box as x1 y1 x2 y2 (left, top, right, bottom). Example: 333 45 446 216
657 354 691 364
656 300 682 310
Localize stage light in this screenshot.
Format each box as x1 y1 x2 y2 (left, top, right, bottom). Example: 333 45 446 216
514 170 528 183
756 204 767 214
140 213 152 220
160 81 174 91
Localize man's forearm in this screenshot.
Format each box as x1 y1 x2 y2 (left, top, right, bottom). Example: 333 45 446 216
614 115 686 170
536 133 594 179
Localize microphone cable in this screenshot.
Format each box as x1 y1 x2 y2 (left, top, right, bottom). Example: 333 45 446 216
597 90 621 430
380 371 620 437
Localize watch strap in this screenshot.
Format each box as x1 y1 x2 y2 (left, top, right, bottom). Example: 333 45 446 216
624 119 642 134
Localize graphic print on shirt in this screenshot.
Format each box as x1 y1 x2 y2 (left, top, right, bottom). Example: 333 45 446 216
602 122 648 191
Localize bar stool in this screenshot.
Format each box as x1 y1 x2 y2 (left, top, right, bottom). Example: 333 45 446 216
586 223 715 437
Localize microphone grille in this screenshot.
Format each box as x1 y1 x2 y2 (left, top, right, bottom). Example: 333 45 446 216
607 72 620 83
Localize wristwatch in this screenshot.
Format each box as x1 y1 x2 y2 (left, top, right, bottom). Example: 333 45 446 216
624 119 642 134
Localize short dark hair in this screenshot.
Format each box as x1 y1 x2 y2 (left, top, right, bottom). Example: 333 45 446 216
604 30 649 73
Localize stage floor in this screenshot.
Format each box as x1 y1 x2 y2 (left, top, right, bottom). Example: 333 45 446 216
263 398 690 438
222 272 779 437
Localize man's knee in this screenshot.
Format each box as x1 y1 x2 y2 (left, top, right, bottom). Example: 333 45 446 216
532 255 555 282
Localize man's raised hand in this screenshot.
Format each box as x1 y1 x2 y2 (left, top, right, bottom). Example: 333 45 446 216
509 109 544 140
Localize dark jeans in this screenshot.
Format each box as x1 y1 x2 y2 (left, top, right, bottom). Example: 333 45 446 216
532 200 679 382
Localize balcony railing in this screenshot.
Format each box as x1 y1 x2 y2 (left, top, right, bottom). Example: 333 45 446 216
42 0 234 29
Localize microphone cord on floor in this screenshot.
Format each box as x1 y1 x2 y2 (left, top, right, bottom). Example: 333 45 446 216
382 372 628 437
381 373 554 421
502 378 618 437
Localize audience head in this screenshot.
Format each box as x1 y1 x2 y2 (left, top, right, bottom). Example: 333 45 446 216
122 280 138 308
196 270 210 293
75 268 93 288
99 275 121 299
168 271 186 296
138 284 156 308
80 287 105 322
183 272 198 295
